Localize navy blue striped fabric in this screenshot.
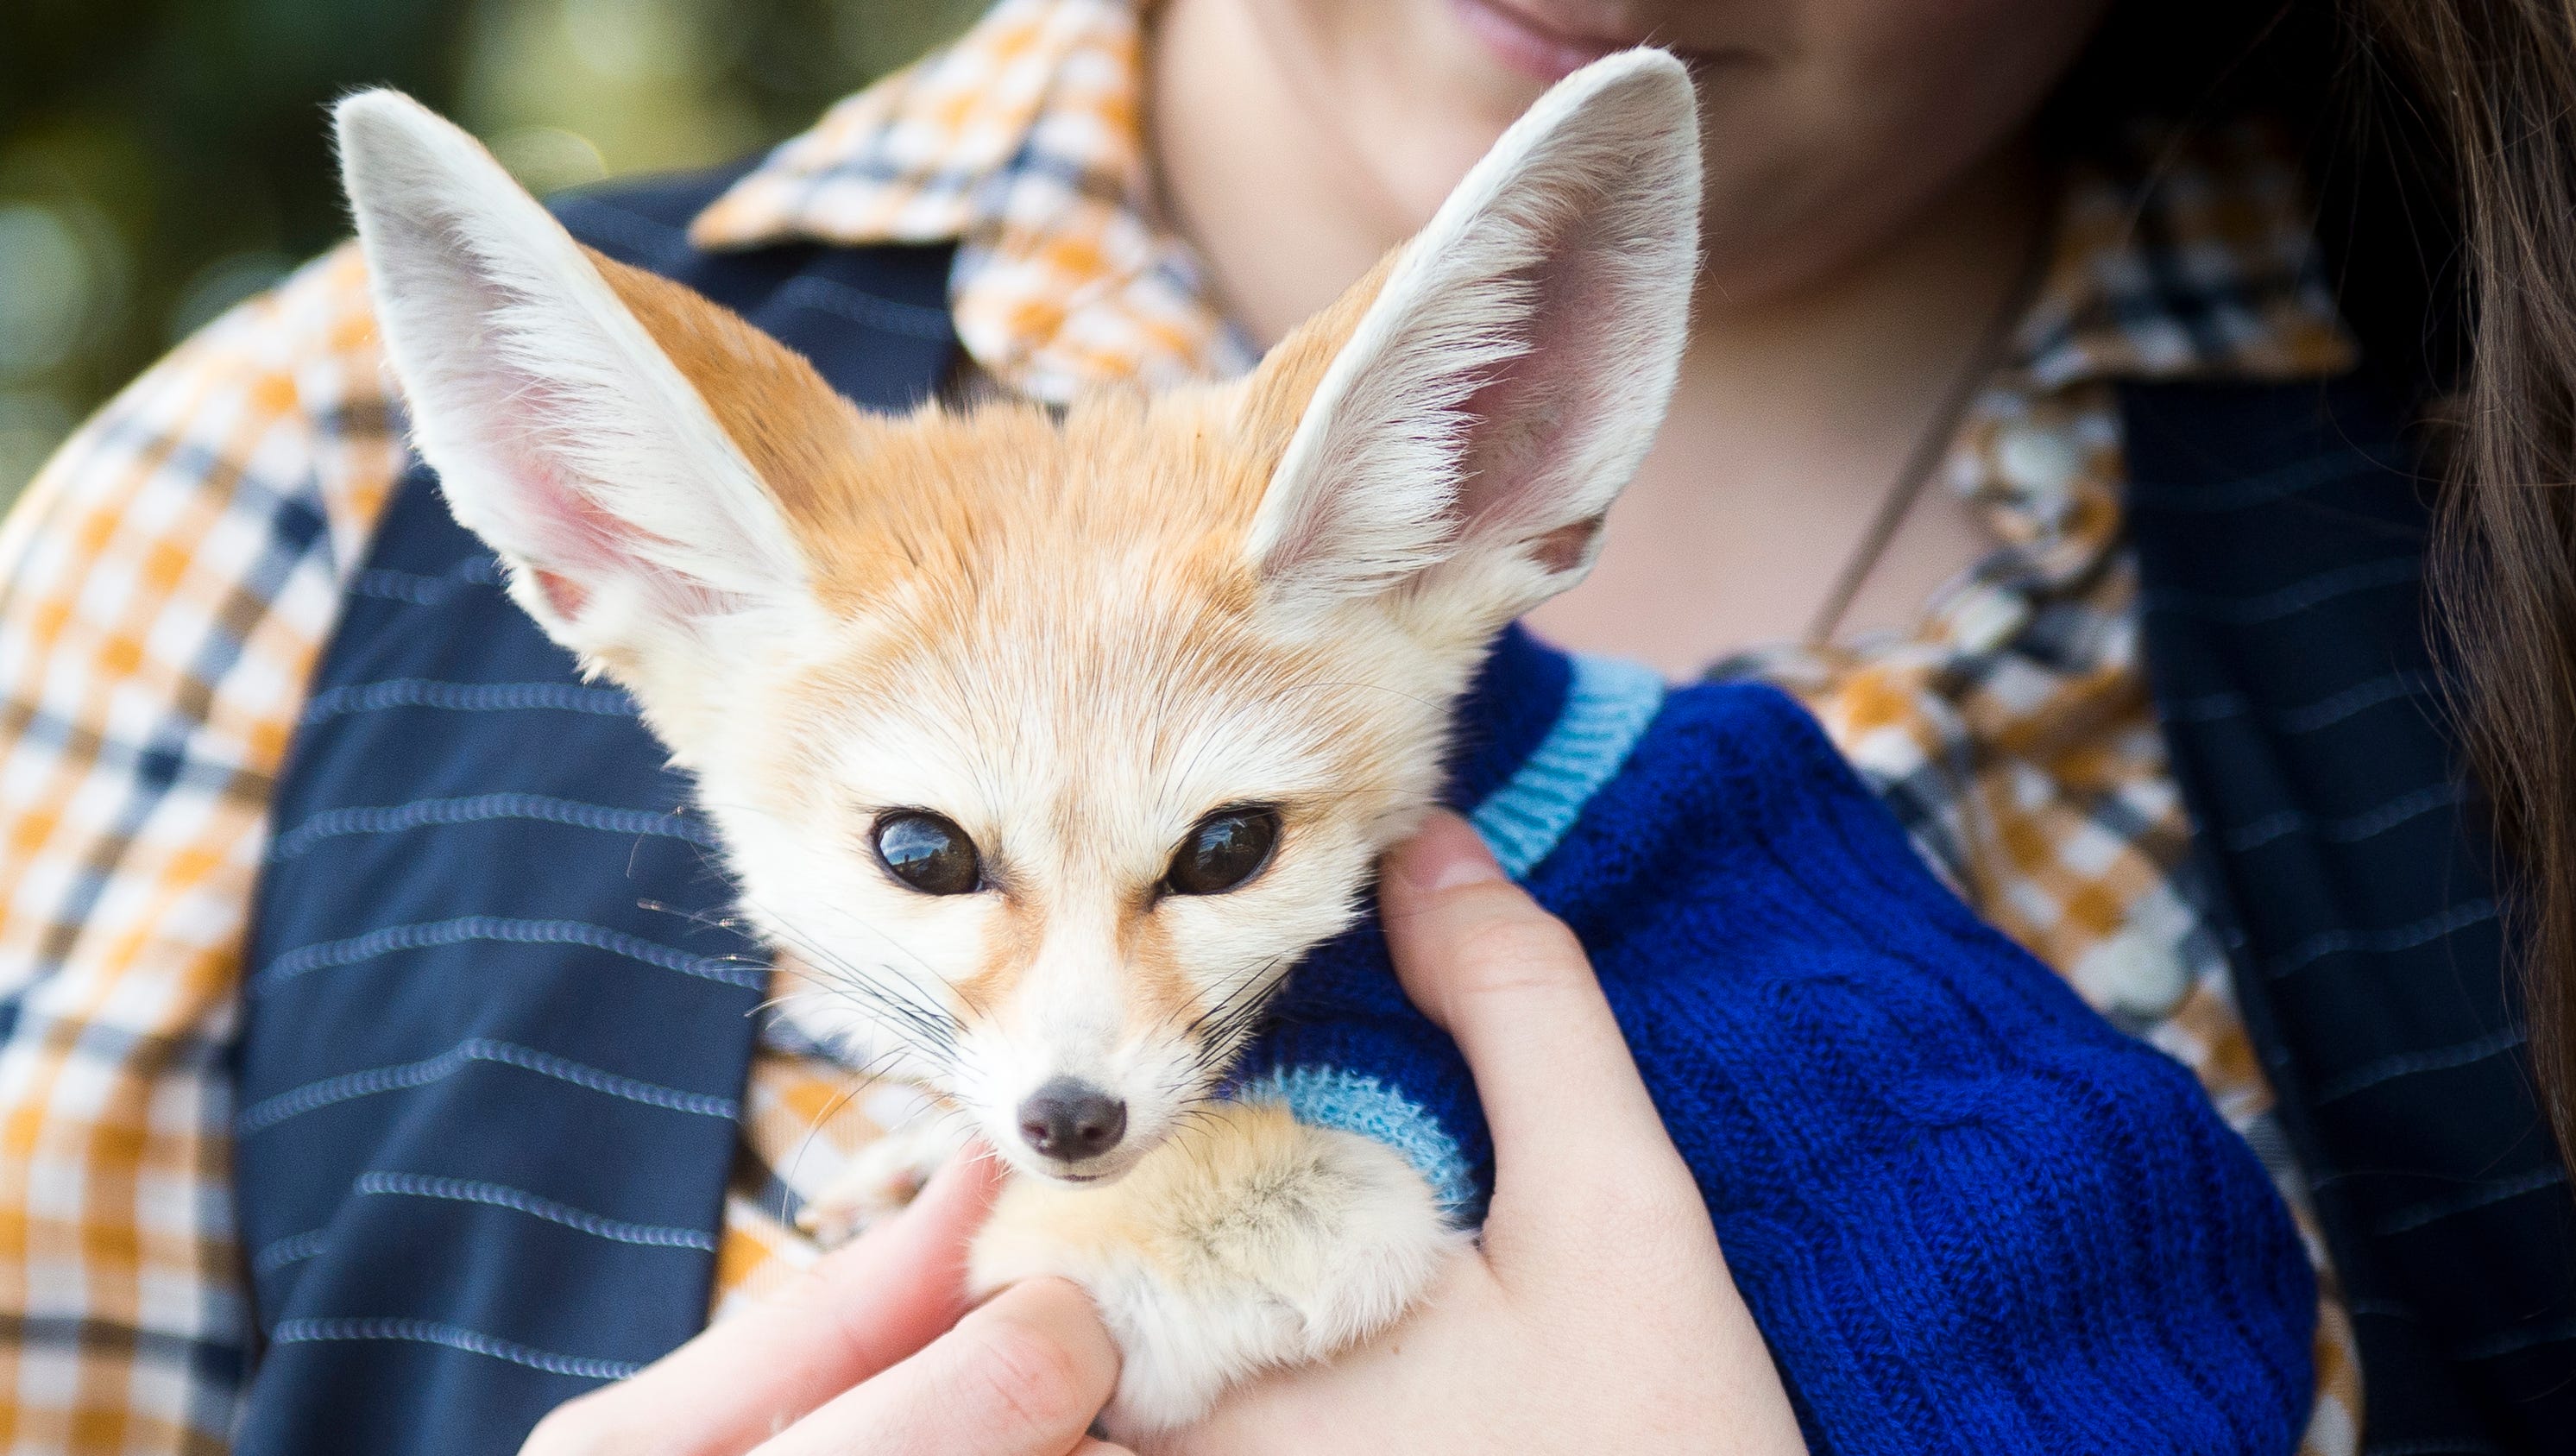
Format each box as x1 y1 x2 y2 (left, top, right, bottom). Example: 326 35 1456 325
232 169 960 1453
2124 376 2576 1453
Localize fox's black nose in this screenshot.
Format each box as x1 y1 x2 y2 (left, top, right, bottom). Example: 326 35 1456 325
1017 1079 1127 1162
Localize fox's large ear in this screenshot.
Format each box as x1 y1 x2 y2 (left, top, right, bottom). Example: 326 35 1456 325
335 90 815 700
1240 49 1699 620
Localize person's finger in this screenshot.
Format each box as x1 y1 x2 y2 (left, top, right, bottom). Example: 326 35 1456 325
1379 811 1696 1228
525 1144 1007 1454
752 1277 1121 1456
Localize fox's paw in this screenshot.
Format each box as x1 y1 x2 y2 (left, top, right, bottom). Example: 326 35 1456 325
967 1098 1465 1436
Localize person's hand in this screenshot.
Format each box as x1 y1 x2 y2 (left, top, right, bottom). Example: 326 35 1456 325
1144 810 1809 1455
521 1145 1127 1456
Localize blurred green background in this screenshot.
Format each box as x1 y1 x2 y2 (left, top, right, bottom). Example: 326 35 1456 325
0 0 989 504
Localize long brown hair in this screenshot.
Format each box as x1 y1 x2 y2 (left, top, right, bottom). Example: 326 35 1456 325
2359 0 2576 1163
2047 0 2576 1164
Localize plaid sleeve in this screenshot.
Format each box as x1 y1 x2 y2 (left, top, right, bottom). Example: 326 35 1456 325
0 242 400 1453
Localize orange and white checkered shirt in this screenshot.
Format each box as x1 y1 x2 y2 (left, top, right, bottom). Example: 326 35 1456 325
0 0 2362 1448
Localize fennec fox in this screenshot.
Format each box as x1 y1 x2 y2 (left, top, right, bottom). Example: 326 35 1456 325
335 49 1698 1434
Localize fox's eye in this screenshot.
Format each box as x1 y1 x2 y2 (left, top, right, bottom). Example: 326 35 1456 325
1165 806 1280 896
873 811 981 896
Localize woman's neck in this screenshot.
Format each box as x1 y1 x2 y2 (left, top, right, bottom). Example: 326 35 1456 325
1147 0 2047 674
1147 0 1433 344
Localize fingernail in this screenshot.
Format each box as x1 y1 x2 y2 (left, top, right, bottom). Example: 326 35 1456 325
1399 810 1504 892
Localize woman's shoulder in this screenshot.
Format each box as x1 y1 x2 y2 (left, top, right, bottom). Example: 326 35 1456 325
0 236 406 1456
6 239 402 573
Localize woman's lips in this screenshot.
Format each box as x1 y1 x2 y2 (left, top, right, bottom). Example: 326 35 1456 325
1446 0 1656 83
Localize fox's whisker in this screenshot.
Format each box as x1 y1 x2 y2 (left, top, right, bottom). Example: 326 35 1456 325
774 944 956 1042
753 904 965 1049
779 897 962 999
805 978 959 1063
769 961 960 1068
1179 955 1288 1032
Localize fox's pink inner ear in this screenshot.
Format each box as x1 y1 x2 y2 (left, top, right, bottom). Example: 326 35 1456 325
1444 208 1636 566
336 87 818 680
513 457 598 618
510 467 642 621
426 354 722 631
1240 50 1701 614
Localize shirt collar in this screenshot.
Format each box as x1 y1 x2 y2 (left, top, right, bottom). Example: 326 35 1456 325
1931 118 2359 603
690 0 1249 401
2016 118 2356 391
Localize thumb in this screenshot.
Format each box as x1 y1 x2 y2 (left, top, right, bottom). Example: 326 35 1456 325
526 1145 1008 1452
1379 810 1697 1239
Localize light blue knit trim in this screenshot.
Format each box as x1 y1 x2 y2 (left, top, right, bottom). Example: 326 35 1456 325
1236 1065 1477 1216
1470 653 1666 879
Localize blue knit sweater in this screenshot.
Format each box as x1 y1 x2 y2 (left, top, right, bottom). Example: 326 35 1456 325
1239 624 2315 1453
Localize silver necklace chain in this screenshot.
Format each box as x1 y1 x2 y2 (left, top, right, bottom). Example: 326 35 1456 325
1802 209 2056 648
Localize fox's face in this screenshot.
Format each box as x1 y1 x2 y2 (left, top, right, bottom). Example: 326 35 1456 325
336 54 1699 1182
678 393 1489 1181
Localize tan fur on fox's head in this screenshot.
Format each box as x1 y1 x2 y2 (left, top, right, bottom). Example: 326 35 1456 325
335 54 1700 1182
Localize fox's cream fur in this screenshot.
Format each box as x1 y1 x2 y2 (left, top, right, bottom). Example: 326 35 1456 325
336 51 1699 1434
